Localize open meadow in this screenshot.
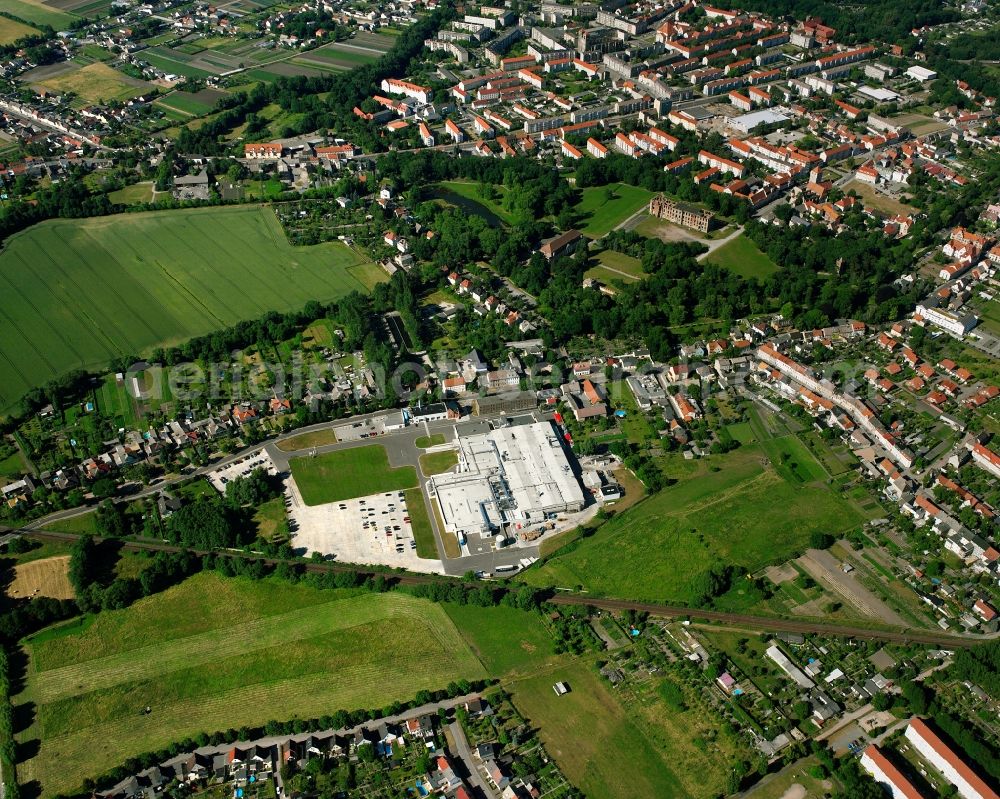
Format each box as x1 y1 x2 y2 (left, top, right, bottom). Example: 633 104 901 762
704 234 779 280
0 16 38 45
520 443 867 603
576 183 654 238
289 445 418 505
15 573 486 796
2 0 76 29
0 206 383 414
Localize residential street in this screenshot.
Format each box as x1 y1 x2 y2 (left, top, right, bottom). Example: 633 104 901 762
448 721 498 799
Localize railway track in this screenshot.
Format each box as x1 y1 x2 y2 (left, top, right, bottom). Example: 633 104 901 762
6 529 989 649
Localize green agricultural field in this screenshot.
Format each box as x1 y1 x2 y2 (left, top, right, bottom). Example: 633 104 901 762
576 183 654 237
15 573 486 796
141 48 214 78
34 62 152 104
275 428 338 452
0 206 382 414
289 445 417 505
704 234 779 280
520 445 865 603
154 90 218 116
2 0 76 28
0 15 38 45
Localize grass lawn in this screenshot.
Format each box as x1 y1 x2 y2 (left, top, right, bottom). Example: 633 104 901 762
289 445 417 505
414 434 445 448
0 449 28 480
40 512 99 535
404 487 436 559
108 181 154 205
0 16 38 45
520 445 865 603
704 234 779 280
2 0 76 28
35 62 152 104
0 206 381 415
419 449 458 476
584 249 647 285
275 428 338 452
15 573 485 796
508 659 695 799
576 183 654 238
443 604 559 678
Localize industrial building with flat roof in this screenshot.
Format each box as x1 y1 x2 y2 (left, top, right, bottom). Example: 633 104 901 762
430 421 586 538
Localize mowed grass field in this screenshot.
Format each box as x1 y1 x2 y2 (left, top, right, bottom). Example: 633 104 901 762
16 573 486 796
290 445 418 505
0 206 383 413
2 0 76 28
0 16 39 45
576 183 654 238
704 234 779 280
520 444 866 603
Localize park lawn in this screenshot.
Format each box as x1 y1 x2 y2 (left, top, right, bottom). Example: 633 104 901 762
584 249 647 285
404 488 437 559
576 183 654 238
520 445 866 603
35 62 152 104
154 91 215 117
436 180 514 225
509 659 693 799
108 181 154 205
2 0 76 28
0 206 379 415
419 449 458 476
415 434 445 448
276 428 338 452
289 445 417 505
0 15 38 45
705 234 779 280
444 604 559 678
16 573 485 796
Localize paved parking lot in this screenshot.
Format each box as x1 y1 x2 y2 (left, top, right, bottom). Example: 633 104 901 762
207 449 277 491
285 479 444 574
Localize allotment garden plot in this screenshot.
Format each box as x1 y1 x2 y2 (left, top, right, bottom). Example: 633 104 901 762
0 206 383 414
